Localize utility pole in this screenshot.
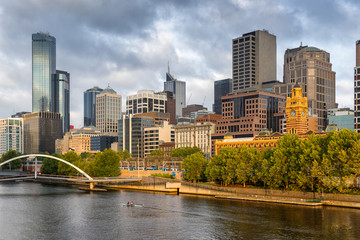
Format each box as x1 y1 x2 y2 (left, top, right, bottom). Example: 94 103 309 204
137 138 140 178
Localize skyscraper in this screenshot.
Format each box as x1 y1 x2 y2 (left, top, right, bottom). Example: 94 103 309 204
96 86 122 136
84 86 103 127
232 30 276 92
213 78 232 115
354 41 360 132
32 32 56 112
164 70 186 117
55 70 70 134
274 45 337 130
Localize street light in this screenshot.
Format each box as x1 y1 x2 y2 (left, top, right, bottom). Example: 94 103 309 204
137 138 140 178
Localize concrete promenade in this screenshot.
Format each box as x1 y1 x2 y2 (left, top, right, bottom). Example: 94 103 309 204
107 177 360 209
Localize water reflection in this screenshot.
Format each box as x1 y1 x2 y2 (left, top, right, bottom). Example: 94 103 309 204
0 183 360 239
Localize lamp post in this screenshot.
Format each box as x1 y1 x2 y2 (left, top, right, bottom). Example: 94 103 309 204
137 138 140 178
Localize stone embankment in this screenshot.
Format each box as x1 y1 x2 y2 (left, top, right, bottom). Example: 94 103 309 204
107 177 360 209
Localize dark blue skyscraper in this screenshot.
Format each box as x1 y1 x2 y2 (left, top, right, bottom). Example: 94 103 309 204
55 70 70 133
32 32 56 112
213 78 232 115
84 86 103 127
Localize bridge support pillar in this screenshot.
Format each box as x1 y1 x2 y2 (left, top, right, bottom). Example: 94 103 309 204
89 182 94 190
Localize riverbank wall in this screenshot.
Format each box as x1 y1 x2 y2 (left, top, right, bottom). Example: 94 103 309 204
107 177 360 209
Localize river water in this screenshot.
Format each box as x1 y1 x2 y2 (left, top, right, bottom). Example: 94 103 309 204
0 182 360 240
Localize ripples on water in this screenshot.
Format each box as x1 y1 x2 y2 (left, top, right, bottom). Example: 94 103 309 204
0 182 360 240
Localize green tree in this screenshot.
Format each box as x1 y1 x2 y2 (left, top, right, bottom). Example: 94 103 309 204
206 147 238 186
170 146 202 159
90 149 120 177
182 152 207 182
258 148 274 187
80 152 92 159
0 150 21 170
40 154 60 175
240 147 262 187
296 134 323 191
118 149 131 160
149 149 165 156
322 129 360 192
269 134 302 190
57 151 81 176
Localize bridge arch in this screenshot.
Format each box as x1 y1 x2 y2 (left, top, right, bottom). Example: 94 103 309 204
0 154 93 181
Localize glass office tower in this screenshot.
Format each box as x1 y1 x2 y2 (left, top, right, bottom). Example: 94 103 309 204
164 71 186 117
84 86 103 127
213 78 232 115
32 32 56 112
55 70 70 134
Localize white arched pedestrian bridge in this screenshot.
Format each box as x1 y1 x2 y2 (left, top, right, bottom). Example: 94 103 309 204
0 154 140 190
0 154 93 180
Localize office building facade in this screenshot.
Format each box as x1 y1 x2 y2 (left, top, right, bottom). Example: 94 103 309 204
328 108 354 130
144 121 175 157
214 89 285 138
96 86 122 135
55 70 70 133
232 30 276 92
126 90 167 115
55 126 100 154
213 78 232 114
164 71 186 117
175 122 215 159
118 115 155 158
23 112 62 154
274 46 337 130
32 32 56 112
90 135 118 152
84 86 103 127
0 118 24 156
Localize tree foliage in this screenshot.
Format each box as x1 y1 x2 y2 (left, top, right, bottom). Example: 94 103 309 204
206 129 360 193
170 146 202 159
89 149 120 177
182 152 207 182
0 150 22 169
149 149 165 156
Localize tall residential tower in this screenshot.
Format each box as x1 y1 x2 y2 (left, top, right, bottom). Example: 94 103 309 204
32 32 56 112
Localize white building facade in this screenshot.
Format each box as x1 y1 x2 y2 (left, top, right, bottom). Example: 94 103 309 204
144 121 174 157
175 122 215 158
0 118 24 156
126 90 167 115
96 86 122 136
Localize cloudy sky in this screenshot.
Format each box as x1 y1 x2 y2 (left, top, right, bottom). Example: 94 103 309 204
0 0 359 128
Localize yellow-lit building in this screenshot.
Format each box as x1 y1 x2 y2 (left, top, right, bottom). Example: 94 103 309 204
55 126 100 154
215 84 324 154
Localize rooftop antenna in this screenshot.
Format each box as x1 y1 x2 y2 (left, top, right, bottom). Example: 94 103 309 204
168 61 170 74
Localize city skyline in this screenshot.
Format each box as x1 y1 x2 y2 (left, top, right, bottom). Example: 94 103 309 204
0 0 359 128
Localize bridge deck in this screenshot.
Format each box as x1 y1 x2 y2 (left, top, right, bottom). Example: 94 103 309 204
0 174 141 183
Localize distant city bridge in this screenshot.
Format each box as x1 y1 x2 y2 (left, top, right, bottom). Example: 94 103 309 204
0 154 140 190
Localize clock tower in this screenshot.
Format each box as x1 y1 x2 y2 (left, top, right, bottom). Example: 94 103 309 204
286 84 308 134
